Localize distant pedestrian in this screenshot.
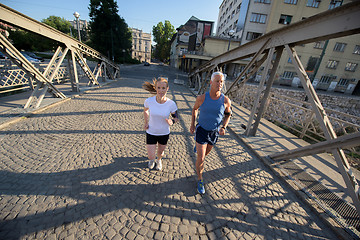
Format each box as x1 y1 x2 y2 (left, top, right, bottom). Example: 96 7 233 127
143 77 179 170
190 72 232 194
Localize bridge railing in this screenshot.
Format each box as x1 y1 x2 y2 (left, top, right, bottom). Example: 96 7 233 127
231 84 360 157
0 3 119 108
0 60 86 95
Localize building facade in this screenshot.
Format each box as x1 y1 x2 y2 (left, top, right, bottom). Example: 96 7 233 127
130 28 151 63
69 19 88 32
169 16 214 69
216 0 360 95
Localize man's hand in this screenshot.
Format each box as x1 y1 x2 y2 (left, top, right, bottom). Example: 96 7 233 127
219 127 226 135
190 124 195 134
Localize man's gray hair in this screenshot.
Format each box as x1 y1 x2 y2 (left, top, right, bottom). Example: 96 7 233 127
211 72 225 81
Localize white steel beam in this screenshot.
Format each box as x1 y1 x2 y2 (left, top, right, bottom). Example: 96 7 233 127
269 132 360 161
190 1 360 78
0 3 118 69
285 44 360 215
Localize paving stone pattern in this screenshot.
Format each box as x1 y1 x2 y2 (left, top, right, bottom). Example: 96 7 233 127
0 73 338 239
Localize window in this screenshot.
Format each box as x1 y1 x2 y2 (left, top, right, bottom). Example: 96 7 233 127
279 14 292 25
254 0 271 3
329 0 342 9
307 0 320 8
320 75 333 84
237 4 241 13
284 0 297 4
326 60 339 69
338 78 349 86
314 41 325 49
353 45 360 55
246 31 262 41
232 10 235 18
306 57 319 71
345 62 358 72
250 13 267 23
333 42 347 52
282 71 296 79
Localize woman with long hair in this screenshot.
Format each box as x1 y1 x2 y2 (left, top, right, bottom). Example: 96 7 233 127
143 77 178 170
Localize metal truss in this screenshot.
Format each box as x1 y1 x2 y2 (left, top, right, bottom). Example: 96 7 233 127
188 1 360 216
0 3 119 108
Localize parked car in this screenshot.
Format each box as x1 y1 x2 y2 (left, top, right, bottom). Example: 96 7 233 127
0 52 8 59
21 52 40 63
144 62 150 66
23 51 44 62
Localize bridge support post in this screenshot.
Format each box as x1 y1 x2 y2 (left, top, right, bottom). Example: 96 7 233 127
285 44 360 215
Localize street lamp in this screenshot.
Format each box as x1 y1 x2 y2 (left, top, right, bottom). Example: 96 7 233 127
73 12 81 42
227 29 235 51
224 29 235 76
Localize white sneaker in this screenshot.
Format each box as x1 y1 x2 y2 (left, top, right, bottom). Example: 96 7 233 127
155 159 162 171
148 160 155 169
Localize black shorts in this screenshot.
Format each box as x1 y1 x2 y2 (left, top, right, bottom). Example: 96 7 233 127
195 125 219 145
146 133 170 145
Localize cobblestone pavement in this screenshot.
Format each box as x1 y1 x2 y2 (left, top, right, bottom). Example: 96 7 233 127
0 69 338 239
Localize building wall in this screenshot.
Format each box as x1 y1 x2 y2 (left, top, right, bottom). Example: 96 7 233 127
216 0 359 95
70 19 88 31
217 0 243 39
266 0 360 94
131 28 151 63
240 0 272 44
202 37 239 58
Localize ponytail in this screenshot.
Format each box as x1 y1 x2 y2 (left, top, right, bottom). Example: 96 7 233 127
142 77 168 94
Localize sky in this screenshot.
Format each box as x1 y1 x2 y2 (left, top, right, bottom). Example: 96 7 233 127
0 0 221 34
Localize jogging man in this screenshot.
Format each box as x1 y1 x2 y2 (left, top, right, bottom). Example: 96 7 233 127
190 72 232 194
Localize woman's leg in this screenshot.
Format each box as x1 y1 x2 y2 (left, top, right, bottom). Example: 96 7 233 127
157 143 167 160
147 144 156 169
156 143 167 170
147 144 157 160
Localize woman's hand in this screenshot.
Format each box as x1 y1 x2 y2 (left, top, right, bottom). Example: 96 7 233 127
165 118 173 126
144 123 149 130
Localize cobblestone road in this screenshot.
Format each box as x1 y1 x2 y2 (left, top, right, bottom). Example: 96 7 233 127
0 68 338 239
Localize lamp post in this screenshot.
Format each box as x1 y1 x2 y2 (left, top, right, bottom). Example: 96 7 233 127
227 29 235 51
224 29 235 76
73 12 81 42
122 49 126 64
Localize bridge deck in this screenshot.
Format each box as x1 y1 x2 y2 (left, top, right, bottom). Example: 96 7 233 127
0 64 355 239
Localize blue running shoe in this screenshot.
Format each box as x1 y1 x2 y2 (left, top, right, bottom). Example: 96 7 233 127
197 180 205 194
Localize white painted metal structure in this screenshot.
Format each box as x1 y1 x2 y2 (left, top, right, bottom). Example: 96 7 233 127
0 3 120 108
189 2 360 216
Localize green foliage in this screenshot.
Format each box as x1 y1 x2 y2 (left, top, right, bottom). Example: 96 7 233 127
7 15 73 52
41 16 74 35
8 29 57 52
88 0 132 62
152 20 176 62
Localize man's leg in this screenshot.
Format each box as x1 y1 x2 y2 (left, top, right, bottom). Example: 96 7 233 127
205 144 213 156
196 143 209 180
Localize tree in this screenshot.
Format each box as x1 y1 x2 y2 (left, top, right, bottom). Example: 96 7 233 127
8 15 73 52
152 20 176 62
88 0 132 62
42 16 74 35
